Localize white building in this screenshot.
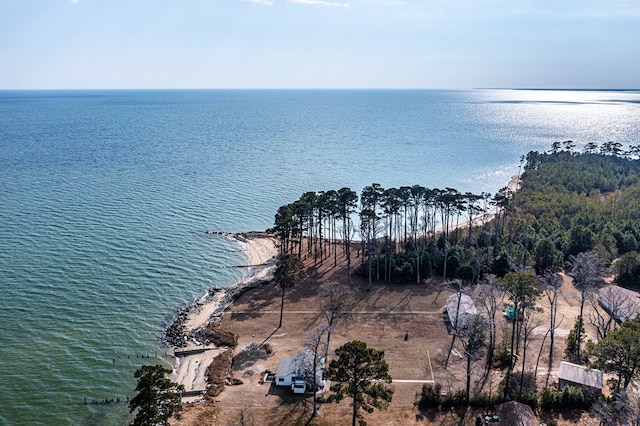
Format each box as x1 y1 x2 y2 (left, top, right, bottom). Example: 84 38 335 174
598 285 640 323
275 350 326 394
558 361 603 395
446 293 478 329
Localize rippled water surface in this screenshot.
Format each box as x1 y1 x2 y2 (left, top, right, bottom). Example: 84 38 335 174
1 89 639 425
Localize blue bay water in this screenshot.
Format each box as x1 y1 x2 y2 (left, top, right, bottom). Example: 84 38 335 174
1 89 639 425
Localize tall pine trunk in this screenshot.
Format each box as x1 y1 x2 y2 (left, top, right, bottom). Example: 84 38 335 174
279 285 285 328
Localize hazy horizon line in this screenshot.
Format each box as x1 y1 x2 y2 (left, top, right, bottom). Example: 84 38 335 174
1 87 639 92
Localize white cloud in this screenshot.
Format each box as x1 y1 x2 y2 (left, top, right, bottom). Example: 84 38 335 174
352 0 405 5
289 0 350 7
564 5 640 19
244 0 273 5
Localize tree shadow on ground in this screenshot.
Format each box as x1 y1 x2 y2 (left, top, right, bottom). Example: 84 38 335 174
415 407 439 423
232 343 274 372
415 406 470 426
277 398 312 426
542 408 590 425
233 284 280 316
263 384 313 425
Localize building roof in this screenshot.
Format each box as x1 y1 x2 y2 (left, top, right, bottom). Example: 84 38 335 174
598 285 640 323
558 361 603 389
446 293 478 327
275 350 323 378
276 355 298 378
495 401 538 426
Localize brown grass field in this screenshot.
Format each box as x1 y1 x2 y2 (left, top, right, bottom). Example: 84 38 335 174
171 241 603 426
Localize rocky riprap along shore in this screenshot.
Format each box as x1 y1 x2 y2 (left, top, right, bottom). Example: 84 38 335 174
164 253 276 348
203 230 273 243
164 294 209 348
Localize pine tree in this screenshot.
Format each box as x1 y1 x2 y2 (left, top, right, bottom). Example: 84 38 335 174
129 364 184 426
565 317 586 361
274 253 305 328
326 340 392 426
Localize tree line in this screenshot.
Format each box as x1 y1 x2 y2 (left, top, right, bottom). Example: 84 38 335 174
270 143 640 289
128 141 640 425
269 141 640 423
269 184 505 288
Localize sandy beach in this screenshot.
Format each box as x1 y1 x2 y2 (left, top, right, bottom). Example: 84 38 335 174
169 233 278 400
168 175 604 426
169 178 520 399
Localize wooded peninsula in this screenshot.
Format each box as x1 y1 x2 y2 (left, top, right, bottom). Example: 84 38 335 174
145 141 640 426
271 141 640 288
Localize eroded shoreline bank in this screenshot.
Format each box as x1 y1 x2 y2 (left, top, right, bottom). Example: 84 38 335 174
163 232 278 397
164 232 277 348
163 178 519 399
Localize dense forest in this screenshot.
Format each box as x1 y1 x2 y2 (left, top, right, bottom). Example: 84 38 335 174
268 141 640 422
270 141 640 287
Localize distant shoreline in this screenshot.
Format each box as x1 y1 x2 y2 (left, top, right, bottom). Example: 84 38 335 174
475 87 640 92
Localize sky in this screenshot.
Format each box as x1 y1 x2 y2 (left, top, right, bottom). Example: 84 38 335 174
0 0 639 89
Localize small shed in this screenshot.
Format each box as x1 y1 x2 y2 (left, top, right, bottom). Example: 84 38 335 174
558 361 603 395
275 350 325 394
495 401 537 426
598 285 640 323
446 293 478 329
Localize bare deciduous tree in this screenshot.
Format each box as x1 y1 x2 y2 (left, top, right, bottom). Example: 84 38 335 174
534 272 564 385
518 306 542 398
589 292 618 341
305 325 329 418
444 279 471 369
320 284 352 356
591 390 635 426
477 275 504 368
567 251 608 361
459 314 487 404
591 286 640 340
628 388 640 426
